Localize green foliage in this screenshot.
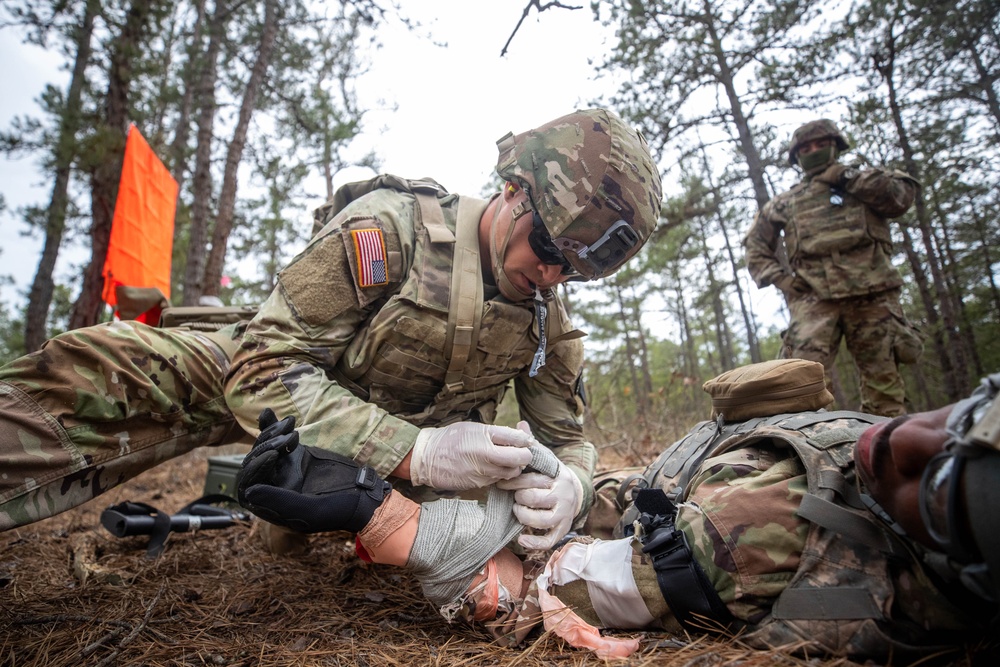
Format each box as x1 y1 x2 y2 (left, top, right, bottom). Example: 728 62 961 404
575 0 1000 420
0 299 26 364
223 147 311 306
2 0 999 431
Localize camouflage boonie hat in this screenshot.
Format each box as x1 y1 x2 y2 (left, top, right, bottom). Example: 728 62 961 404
495 108 662 280
788 119 850 166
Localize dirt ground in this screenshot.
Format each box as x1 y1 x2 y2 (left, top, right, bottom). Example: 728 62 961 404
0 447 996 667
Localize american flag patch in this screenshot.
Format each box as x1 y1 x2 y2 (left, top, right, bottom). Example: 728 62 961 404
350 228 389 287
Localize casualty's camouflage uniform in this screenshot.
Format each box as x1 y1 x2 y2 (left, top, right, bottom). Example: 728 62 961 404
744 162 921 417
475 412 988 659
0 186 595 531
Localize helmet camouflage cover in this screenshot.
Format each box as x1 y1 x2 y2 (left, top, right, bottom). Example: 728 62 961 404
788 119 850 166
495 108 662 280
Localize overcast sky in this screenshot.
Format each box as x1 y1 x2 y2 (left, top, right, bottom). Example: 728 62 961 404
0 4 613 295
0 1 783 330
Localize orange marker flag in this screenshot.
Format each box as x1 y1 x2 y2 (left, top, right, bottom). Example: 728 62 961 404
101 124 178 321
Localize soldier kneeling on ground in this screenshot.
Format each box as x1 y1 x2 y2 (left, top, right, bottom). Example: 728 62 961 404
235 359 1000 661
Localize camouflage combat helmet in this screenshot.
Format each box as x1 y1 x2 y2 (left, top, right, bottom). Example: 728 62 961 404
495 108 662 280
787 119 850 166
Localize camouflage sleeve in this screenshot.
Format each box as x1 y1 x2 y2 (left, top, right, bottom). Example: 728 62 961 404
743 199 788 289
845 167 919 219
483 445 812 646
539 445 811 635
513 334 596 519
225 190 421 476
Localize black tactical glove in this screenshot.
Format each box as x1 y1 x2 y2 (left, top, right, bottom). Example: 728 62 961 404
236 409 391 534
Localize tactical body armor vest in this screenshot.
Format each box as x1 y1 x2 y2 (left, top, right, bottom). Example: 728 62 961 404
618 410 989 659
783 180 892 258
307 177 582 428
773 178 902 300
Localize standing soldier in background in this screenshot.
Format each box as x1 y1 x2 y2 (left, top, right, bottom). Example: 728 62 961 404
744 119 923 417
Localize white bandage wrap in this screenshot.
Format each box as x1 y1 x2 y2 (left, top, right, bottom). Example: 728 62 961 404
407 486 522 609
526 443 559 478
538 538 655 629
407 441 558 615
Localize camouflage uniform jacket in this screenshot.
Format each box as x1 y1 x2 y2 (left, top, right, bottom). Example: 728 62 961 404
613 410 987 658
744 163 918 300
224 186 596 511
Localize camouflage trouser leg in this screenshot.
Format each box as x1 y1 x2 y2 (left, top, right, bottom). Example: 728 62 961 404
0 321 245 531
840 290 908 417
784 294 843 391
786 291 906 417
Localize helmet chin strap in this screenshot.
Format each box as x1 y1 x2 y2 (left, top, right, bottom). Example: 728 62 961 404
487 192 551 376
489 193 533 303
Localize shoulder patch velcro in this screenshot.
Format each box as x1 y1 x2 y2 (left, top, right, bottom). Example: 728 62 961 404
278 233 360 327
349 228 389 287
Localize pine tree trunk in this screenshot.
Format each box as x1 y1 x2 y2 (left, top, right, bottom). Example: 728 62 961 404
69 0 156 330
167 0 207 191
877 43 970 399
181 0 226 306
615 284 648 422
24 0 99 349
203 0 280 298
973 212 1000 319
697 146 761 363
703 2 769 209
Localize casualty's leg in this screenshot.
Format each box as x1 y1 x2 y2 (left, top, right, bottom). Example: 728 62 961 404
0 322 240 531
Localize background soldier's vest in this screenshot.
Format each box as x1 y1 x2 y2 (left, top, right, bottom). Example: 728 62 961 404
619 410 985 659
782 179 892 261
775 178 901 299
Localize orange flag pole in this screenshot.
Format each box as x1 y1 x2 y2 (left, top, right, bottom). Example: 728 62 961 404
101 124 178 323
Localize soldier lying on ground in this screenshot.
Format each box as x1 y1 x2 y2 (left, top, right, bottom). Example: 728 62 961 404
0 107 662 554
236 360 1000 661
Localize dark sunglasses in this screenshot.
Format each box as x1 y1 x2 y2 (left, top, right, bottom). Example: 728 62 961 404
528 211 576 275
919 449 965 552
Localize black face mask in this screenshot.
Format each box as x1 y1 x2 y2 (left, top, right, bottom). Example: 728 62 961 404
798 145 836 174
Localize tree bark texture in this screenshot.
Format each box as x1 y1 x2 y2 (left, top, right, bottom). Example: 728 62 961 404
202 0 280 298
24 0 100 349
70 0 157 330
181 0 226 306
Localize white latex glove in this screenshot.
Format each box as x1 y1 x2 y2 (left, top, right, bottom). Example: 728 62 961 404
409 422 533 490
497 460 584 550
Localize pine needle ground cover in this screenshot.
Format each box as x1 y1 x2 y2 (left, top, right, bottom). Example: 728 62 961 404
0 447 994 667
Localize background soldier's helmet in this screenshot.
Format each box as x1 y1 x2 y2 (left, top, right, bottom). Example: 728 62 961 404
787 119 851 166
495 108 663 280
